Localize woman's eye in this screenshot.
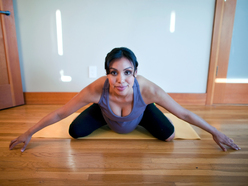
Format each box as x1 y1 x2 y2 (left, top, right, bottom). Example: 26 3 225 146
110 71 117 76
124 71 132 75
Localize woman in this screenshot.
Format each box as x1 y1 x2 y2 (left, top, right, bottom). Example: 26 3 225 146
9 47 240 152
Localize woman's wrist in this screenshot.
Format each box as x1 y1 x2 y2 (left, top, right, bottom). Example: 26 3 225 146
210 127 219 136
26 127 36 136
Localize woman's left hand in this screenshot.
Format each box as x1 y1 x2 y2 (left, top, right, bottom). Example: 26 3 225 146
212 131 240 151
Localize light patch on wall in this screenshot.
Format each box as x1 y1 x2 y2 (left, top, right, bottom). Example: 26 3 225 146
215 78 248 83
56 10 63 56
170 11 176 33
60 70 72 82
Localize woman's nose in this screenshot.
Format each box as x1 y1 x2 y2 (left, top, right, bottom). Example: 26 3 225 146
117 73 125 83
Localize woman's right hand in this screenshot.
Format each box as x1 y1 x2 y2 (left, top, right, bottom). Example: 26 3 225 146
9 132 32 152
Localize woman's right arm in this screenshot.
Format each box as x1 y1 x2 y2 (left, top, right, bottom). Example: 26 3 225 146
9 76 107 152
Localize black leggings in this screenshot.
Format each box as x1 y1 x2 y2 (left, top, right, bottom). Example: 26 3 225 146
69 103 174 141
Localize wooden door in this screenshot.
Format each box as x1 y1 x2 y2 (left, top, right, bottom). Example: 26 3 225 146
0 0 24 109
206 0 248 105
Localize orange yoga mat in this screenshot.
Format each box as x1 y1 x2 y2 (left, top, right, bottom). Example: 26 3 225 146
33 113 200 140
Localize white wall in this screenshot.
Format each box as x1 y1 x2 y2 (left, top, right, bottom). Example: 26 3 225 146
13 0 215 93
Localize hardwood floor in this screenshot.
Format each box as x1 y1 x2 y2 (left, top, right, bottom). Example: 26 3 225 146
0 104 248 185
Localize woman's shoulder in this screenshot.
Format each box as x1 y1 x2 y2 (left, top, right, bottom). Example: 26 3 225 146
136 75 147 86
76 76 107 103
136 75 159 103
136 75 154 90
92 76 108 85
88 76 107 93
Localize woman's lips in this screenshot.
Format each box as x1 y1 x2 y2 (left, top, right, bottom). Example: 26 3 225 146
115 86 127 91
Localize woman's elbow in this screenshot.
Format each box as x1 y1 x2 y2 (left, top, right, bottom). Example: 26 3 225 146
177 109 192 122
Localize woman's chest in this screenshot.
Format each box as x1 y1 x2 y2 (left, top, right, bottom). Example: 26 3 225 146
109 97 133 117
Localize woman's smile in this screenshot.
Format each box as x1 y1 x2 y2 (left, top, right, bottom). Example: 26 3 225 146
115 85 128 91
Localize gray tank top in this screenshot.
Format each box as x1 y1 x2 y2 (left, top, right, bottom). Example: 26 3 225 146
98 78 147 133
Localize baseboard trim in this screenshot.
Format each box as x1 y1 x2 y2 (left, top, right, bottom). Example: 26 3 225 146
168 93 206 105
24 92 78 105
24 92 207 105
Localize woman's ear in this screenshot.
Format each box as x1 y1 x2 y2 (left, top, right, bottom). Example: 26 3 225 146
134 69 138 77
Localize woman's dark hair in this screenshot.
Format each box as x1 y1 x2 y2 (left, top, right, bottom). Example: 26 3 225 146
105 47 138 75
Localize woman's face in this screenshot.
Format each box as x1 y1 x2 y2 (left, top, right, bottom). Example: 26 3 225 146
107 57 137 97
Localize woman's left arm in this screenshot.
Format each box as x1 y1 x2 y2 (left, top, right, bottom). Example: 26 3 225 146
138 76 240 151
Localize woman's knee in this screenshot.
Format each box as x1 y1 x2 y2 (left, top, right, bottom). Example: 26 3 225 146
68 124 80 139
165 118 174 141
165 131 175 142
68 122 91 139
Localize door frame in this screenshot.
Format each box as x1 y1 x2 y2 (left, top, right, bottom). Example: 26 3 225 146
0 0 24 109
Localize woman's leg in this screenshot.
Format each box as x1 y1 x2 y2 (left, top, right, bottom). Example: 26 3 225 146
139 104 175 141
69 104 106 139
